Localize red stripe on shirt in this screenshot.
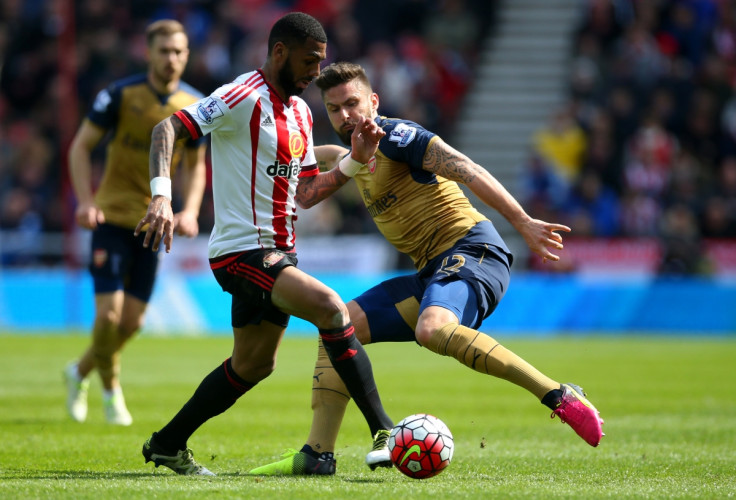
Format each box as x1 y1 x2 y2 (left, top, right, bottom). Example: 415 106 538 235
290 103 313 246
228 85 258 109
270 89 291 248
222 73 262 106
249 98 263 246
292 103 310 163
221 74 258 101
223 85 246 106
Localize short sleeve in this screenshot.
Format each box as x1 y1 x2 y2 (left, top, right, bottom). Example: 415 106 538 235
377 118 437 172
86 83 121 130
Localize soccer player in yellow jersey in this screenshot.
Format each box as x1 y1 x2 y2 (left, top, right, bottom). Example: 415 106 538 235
249 62 604 475
63 20 207 426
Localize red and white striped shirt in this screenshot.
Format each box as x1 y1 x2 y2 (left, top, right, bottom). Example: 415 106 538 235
175 70 318 258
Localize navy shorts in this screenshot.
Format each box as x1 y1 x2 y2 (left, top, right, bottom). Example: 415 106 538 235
354 221 512 343
210 248 297 328
89 223 160 302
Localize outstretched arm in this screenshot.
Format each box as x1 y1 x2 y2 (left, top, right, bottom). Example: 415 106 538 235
422 138 571 261
296 116 384 209
134 115 192 252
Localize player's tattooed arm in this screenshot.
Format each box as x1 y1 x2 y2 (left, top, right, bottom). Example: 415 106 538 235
315 144 349 170
295 168 351 209
137 115 193 253
423 138 570 261
422 139 485 184
149 115 191 179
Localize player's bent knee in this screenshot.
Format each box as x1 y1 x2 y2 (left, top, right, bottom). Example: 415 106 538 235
420 322 460 354
119 313 144 335
312 295 349 330
415 321 448 348
230 357 276 383
96 308 122 330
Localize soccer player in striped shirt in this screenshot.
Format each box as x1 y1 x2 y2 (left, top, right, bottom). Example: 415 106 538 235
135 13 393 476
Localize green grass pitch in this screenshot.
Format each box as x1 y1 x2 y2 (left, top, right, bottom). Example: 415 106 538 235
1 333 734 499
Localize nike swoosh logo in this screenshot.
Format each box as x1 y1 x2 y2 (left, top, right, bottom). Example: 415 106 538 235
399 444 422 466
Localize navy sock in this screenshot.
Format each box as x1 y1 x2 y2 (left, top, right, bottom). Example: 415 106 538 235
319 323 393 436
541 385 564 410
156 357 254 451
300 444 334 462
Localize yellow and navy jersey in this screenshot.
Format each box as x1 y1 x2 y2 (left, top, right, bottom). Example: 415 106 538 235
87 74 204 229
353 116 507 271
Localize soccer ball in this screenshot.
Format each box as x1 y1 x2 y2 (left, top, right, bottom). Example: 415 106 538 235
388 413 454 479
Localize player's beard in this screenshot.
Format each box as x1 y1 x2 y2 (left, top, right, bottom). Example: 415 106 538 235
335 108 374 146
278 59 305 98
152 64 182 88
335 127 351 146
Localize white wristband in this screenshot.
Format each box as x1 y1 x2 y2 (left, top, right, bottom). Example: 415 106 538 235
338 155 366 177
150 176 172 200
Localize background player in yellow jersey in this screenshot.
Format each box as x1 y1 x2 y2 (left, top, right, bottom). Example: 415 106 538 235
249 62 604 475
64 19 207 426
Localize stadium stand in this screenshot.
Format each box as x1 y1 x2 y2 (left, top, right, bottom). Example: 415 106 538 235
1 0 734 276
0 0 496 267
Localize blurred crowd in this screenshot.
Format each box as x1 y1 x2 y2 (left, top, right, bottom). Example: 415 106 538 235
4 0 735 274
0 0 495 266
524 0 736 275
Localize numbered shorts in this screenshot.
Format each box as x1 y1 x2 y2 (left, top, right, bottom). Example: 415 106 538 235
210 249 298 328
354 221 512 342
89 223 160 302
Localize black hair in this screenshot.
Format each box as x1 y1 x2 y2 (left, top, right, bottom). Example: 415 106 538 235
268 12 327 55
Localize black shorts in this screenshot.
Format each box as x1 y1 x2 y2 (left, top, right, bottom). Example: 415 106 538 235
89 223 160 302
210 248 298 328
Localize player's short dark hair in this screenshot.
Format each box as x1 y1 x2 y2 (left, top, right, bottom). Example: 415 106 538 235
268 12 327 55
315 62 372 94
146 19 187 46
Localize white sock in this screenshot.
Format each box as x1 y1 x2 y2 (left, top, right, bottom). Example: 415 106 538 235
103 387 123 401
66 363 82 382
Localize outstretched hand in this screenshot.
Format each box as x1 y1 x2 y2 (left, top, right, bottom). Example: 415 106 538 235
134 195 174 253
519 219 572 262
350 115 385 164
